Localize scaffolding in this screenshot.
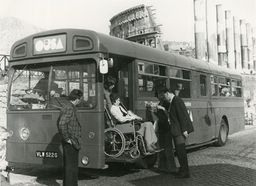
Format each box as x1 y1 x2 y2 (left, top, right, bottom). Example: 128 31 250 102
0 55 9 76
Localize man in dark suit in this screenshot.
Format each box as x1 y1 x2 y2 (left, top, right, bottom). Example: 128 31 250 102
158 87 194 178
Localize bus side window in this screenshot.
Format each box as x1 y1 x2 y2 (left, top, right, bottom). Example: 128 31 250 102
210 75 218 96
219 77 231 97
200 75 207 96
169 79 191 98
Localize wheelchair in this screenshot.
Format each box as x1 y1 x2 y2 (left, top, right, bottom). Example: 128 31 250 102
104 108 153 159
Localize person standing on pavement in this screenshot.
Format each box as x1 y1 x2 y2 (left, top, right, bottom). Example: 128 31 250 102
153 97 177 174
158 87 194 178
57 89 83 186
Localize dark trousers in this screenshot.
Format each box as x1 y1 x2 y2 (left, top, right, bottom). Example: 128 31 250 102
174 135 189 174
158 131 177 171
62 142 79 186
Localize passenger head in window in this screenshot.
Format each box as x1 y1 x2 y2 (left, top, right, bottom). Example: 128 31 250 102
33 71 62 98
174 83 183 96
104 76 116 92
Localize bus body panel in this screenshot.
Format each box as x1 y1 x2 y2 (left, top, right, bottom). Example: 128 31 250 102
6 111 105 169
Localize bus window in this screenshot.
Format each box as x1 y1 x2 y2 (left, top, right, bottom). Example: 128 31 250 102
9 60 96 110
138 61 167 97
219 77 231 97
210 75 218 96
9 65 50 110
138 75 167 97
231 79 242 97
52 61 96 108
169 68 191 98
200 75 207 96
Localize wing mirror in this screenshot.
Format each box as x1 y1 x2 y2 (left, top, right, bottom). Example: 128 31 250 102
99 58 113 74
99 59 108 74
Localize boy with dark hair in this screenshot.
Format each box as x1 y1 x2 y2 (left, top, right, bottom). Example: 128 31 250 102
57 89 83 186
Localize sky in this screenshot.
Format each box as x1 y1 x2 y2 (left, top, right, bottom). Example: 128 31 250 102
0 0 255 42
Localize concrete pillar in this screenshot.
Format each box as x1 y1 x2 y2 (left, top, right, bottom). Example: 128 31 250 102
206 0 218 64
233 17 242 71
216 4 227 67
246 23 253 70
225 10 235 69
240 19 248 70
252 28 256 70
194 0 207 61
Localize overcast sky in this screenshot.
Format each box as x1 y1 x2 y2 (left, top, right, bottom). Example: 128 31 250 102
0 0 255 42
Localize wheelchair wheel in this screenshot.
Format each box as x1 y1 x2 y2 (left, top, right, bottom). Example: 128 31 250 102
104 128 125 158
129 146 140 159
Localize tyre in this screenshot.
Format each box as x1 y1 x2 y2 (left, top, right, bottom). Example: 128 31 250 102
216 118 229 146
104 128 125 158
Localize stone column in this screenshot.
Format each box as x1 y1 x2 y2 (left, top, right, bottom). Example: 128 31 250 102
225 10 235 69
240 19 248 70
194 0 207 61
233 17 242 71
216 4 227 67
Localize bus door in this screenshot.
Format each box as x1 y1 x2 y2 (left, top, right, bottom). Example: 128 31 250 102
105 57 135 111
197 74 216 142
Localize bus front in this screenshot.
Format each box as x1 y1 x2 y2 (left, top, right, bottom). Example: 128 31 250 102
6 29 107 169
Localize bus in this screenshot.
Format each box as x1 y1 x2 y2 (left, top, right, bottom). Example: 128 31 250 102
6 29 244 170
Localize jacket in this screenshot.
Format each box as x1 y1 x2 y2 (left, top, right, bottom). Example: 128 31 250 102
57 101 81 150
168 96 194 137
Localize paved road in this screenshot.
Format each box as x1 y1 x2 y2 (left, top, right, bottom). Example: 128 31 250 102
2 125 256 186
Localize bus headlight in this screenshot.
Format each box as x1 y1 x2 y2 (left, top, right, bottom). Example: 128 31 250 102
19 127 30 141
81 156 89 166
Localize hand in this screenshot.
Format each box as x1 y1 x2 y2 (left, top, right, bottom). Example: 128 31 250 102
156 105 165 110
183 131 188 138
137 116 143 121
66 139 72 144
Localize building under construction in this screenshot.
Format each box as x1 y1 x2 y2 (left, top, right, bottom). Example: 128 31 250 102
109 4 163 50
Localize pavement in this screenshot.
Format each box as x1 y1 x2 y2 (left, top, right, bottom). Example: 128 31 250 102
1 124 256 186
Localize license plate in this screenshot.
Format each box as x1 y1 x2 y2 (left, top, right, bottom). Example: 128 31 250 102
36 151 58 158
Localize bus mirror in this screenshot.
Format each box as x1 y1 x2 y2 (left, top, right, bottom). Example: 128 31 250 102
99 59 108 74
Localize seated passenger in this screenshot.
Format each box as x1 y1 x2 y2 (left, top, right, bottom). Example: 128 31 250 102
109 93 160 153
33 71 62 98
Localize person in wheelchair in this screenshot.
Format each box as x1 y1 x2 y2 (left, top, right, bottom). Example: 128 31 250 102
109 93 161 153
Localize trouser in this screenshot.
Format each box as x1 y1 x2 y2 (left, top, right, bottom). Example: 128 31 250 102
158 131 177 171
62 142 79 186
174 135 189 173
137 121 158 149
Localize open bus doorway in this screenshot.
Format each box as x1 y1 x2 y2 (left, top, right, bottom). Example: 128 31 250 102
104 56 134 111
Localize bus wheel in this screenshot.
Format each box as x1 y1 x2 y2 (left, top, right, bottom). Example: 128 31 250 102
104 128 125 158
216 118 229 146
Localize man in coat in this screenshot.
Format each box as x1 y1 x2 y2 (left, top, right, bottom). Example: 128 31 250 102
158 87 194 178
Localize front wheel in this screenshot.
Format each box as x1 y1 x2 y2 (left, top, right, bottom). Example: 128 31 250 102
216 118 229 146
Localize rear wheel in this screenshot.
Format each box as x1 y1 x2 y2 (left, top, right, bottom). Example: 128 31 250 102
216 118 229 146
104 128 125 158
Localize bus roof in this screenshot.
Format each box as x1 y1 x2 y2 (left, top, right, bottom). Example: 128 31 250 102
10 28 241 79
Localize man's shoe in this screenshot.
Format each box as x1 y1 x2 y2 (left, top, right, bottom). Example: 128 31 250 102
175 172 190 178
